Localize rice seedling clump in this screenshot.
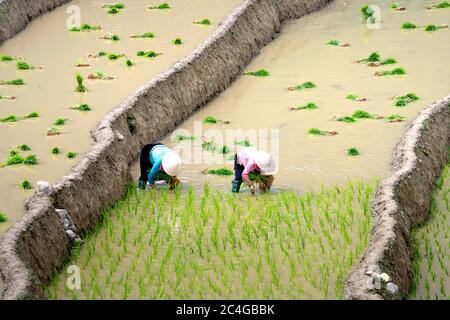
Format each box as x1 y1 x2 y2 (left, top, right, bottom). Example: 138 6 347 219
291 102 318 111
243 69 270 77
193 19 212 25
45 181 375 299
51 147 61 155
205 168 233 176
71 104 92 112
75 74 88 92
148 3 170 10
0 212 7 223
410 164 449 300
203 116 229 125
20 180 32 190
402 22 417 29
375 67 406 76
288 81 316 91
395 93 419 106
66 152 79 159
0 78 25 86
385 114 406 122
347 147 360 156
430 1 450 9
131 32 155 39
361 5 375 23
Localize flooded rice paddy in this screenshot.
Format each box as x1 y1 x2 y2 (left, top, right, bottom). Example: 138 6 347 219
0 0 243 232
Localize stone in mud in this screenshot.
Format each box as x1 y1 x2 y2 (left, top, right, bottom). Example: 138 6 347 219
36 181 52 195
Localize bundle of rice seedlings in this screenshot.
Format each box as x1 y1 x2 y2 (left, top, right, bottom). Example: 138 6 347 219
308 128 327 135
290 102 318 111
71 104 92 111
75 74 88 92
380 58 397 65
201 141 216 151
136 51 162 58
243 69 270 77
193 19 211 25
352 110 373 119
346 94 367 102
16 61 35 70
21 180 32 190
428 1 450 9
26 112 39 119
0 55 15 62
219 145 230 154
0 212 7 223
131 32 155 39
125 60 135 67
18 144 31 151
23 154 38 165
148 3 170 9
175 135 195 141
335 116 356 123
6 151 24 165
288 81 316 91
54 118 68 126
361 5 375 23
51 146 61 154
423 24 447 32
402 22 417 29
375 67 406 76
0 79 25 86
100 33 120 41
385 114 406 122
394 93 419 106
66 151 78 159
0 95 16 100
108 53 125 60
70 24 101 32
0 115 18 122
326 40 350 47
172 38 183 45
104 3 125 14
390 2 406 10
235 139 252 147
203 168 233 176
357 52 381 63
347 147 360 156
203 116 230 124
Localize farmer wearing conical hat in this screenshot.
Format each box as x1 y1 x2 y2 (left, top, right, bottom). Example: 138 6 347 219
138 143 182 190
232 147 276 194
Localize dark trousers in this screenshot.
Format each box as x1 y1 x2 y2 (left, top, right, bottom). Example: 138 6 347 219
139 143 163 183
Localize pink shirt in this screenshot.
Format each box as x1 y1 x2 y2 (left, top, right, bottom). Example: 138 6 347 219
237 147 259 183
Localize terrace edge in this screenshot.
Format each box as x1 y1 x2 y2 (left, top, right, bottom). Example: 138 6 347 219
345 95 450 300
0 0 71 45
0 0 333 300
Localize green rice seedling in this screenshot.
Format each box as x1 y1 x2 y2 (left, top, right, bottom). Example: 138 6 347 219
71 103 92 112
352 110 373 119
291 102 318 111
220 145 230 154
107 7 119 14
203 116 229 124
101 33 120 41
175 134 195 141
20 180 32 190
288 81 316 91
172 38 183 45
98 51 108 57
26 112 39 119
18 144 31 151
235 139 252 147
193 19 211 25
206 168 234 176
131 32 155 39
395 93 419 106
346 94 367 102
347 147 360 156
125 59 135 67
0 115 18 122
53 118 68 126
243 69 270 77
23 154 38 165
70 24 101 32
361 5 375 23
336 116 356 123
380 58 397 65
148 3 170 9
75 73 88 92
51 146 61 155
375 67 406 76
136 51 162 58
385 114 406 122
327 40 341 46
202 141 216 151
6 151 24 165
358 52 380 63
425 24 438 32
430 1 450 9
391 2 400 9
308 128 327 136
0 55 14 62
402 22 417 29
0 95 16 100
108 53 125 60
0 212 6 223
16 61 34 70
0 78 25 85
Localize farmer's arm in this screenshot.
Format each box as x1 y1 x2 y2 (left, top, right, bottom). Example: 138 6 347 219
148 158 162 185
242 161 257 192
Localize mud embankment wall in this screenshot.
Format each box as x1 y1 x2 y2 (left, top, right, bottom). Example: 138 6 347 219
0 0 71 45
0 0 333 299
345 95 450 300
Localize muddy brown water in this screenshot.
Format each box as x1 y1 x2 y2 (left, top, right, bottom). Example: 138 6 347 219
0 0 243 233
130 0 450 195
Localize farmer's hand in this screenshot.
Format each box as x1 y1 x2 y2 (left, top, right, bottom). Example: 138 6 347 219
248 183 256 195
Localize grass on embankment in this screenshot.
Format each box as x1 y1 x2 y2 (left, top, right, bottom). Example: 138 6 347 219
410 163 449 300
46 181 375 300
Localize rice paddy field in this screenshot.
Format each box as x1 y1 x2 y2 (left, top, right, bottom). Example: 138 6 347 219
0 0 449 301
0 0 242 233
46 181 375 299
410 163 449 300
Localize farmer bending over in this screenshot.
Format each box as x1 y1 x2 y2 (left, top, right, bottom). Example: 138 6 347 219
232 147 276 194
138 143 182 190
